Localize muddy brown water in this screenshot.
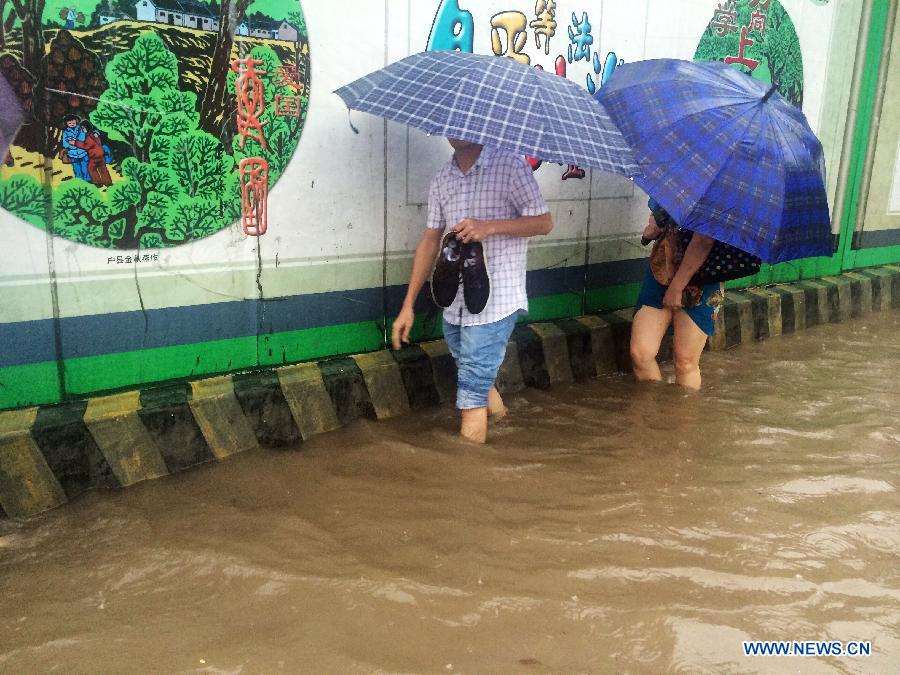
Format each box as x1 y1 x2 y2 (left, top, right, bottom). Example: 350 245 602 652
1 314 899 674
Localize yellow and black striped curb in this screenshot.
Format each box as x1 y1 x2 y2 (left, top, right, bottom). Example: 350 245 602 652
1 266 898 519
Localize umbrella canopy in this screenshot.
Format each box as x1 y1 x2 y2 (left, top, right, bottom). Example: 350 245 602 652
0 72 24 163
335 50 639 177
595 58 831 264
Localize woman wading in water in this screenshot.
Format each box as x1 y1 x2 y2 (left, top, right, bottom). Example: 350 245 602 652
630 199 725 390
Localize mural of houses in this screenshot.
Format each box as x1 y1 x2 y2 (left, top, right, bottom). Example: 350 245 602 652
134 0 219 32
127 0 299 40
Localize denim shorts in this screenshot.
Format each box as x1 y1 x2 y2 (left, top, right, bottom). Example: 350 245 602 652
442 312 520 409
635 269 724 336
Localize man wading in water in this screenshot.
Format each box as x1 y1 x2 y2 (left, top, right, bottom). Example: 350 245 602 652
392 139 553 443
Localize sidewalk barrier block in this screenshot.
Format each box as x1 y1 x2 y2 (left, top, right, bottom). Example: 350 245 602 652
276 363 342 440
387 346 441 411
772 285 806 334
189 376 260 460
843 272 873 317
722 291 754 348
319 358 377 425
495 340 525 395
858 268 894 311
139 383 215 473
818 276 852 323
598 309 635 372
747 288 783 340
512 324 551 389
574 315 617 374
795 280 830 326
351 350 411 420
233 370 301 447
708 305 727 351
658 331 674 364
418 340 457 404
0 408 67 517
32 402 117 499
556 319 595 381
527 322 575 384
882 265 900 307
83 391 168 487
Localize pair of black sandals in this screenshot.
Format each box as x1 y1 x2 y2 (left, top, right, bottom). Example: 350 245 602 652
430 231 491 314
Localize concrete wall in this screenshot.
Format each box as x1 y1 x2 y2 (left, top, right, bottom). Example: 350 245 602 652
0 0 887 411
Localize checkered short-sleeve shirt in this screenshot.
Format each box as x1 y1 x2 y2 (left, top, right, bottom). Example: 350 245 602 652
427 146 549 326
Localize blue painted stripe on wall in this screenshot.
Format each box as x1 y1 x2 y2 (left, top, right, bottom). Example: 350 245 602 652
0 318 60 367
855 229 900 249
0 260 649 367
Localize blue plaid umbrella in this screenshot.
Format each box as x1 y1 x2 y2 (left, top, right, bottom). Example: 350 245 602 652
335 50 639 177
595 59 831 263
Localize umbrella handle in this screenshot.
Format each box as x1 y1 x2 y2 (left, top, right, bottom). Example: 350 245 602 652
762 83 778 103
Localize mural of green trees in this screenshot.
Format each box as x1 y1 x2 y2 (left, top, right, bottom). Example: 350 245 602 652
694 0 803 107
44 32 240 248
0 0 310 250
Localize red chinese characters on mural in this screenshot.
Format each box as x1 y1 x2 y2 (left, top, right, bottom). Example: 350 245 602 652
725 26 760 70
240 157 269 236
749 10 767 36
274 64 304 92
232 56 268 151
710 1 738 37
718 0 771 72
274 94 302 118
749 0 770 37
232 56 270 235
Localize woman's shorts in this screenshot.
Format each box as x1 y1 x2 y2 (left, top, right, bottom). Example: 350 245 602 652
635 269 724 336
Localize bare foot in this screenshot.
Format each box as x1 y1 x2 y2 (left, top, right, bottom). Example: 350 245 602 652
487 386 507 418
460 407 488 444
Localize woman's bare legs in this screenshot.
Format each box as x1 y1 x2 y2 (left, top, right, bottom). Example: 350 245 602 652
672 311 709 390
630 306 673 382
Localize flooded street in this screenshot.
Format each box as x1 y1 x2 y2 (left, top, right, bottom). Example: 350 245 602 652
1 314 899 674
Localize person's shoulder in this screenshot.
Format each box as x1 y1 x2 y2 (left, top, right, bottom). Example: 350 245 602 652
487 147 531 172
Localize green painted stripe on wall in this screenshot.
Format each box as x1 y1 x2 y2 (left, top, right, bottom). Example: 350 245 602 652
258 321 385 366
63 338 260 397
848 245 900 269
527 292 583 323
0 362 62 409
585 283 641 314
0 321 386 409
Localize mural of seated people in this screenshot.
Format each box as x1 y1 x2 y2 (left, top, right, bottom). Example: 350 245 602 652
60 114 91 182
72 121 113 186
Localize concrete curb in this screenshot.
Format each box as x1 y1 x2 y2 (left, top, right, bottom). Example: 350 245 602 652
2 266 899 519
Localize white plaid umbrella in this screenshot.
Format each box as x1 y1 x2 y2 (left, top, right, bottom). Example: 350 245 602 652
335 50 639 177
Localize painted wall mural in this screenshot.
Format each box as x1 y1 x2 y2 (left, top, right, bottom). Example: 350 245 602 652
427 0 625 183
696 0 803 105
0 0 310 249
425 0 803 184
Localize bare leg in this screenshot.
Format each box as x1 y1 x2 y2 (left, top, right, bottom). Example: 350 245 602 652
630 306 673 382
672 311 709 390
460 407 488 443
487 386 507 418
